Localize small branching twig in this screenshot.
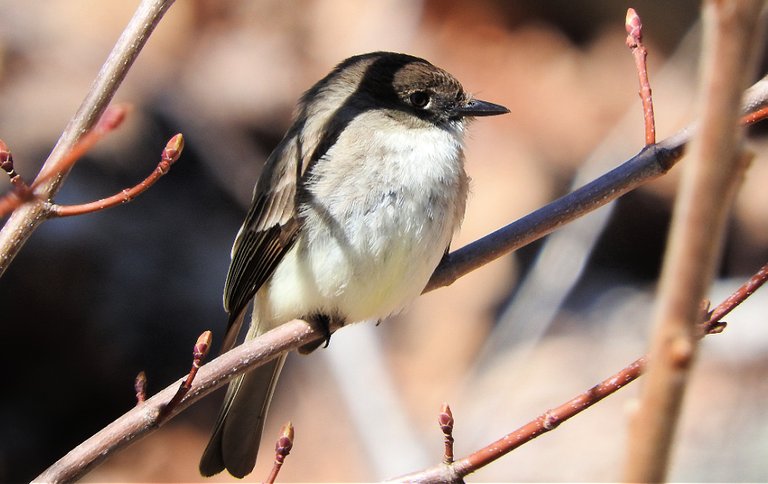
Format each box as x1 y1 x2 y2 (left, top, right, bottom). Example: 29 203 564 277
159 330 212 421
265 422 295 484
134 371 147 405
626 8 656 145
438 403 455 465
391 260 768 483
49 133 184 218
0 0 177 278
0 107 186 221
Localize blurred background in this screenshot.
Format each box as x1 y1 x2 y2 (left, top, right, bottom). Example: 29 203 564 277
1 0 767 482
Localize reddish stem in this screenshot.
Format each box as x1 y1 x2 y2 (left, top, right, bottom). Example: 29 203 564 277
456 357 646 474
158 330 211 421
51 133 183 217
708 262 768 325
0 139 29 191
740 105 768 125
626 8 656 145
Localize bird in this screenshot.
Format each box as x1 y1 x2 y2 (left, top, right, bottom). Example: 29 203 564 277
199 51 508 478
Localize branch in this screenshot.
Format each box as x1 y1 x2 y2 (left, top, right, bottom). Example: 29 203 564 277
34 318 321 484
0 0 176 278
42 257 763 484
389 260 768 483
625 1 764 481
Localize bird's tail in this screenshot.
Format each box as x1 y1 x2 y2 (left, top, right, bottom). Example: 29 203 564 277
199 312 286 478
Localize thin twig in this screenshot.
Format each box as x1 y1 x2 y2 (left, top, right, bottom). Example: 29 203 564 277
740 104 768 125
158 330 212 421
0 0 176 278
457 357 648 476
625 1 764 481
50 133 184 218
626 8 656 145
157 331 213 422
708 263 768 326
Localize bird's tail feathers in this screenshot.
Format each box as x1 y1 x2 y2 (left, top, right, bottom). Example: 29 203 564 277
199 309 286 478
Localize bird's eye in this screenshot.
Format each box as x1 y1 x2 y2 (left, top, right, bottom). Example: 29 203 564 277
409 91 430 108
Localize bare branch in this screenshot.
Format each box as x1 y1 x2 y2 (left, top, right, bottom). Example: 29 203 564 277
34 318 319 484
391 259 768 483
0 0 176 278
625 1 765 481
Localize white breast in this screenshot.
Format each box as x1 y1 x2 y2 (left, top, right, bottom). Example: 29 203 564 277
257 111 468 326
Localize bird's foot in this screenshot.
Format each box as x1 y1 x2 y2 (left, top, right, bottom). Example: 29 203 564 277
298 314 334 354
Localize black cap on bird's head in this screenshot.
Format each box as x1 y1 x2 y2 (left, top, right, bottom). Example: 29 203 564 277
303 51 509 128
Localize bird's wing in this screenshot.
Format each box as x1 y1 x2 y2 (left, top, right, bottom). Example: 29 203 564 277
220 131 305 352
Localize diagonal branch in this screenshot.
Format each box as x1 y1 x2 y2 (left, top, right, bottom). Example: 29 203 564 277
35 318 319 484
426 73 768 294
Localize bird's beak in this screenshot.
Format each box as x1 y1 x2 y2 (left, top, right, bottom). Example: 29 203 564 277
455 98 509 117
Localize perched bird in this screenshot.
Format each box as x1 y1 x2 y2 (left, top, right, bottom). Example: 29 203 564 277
199 51 508 478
